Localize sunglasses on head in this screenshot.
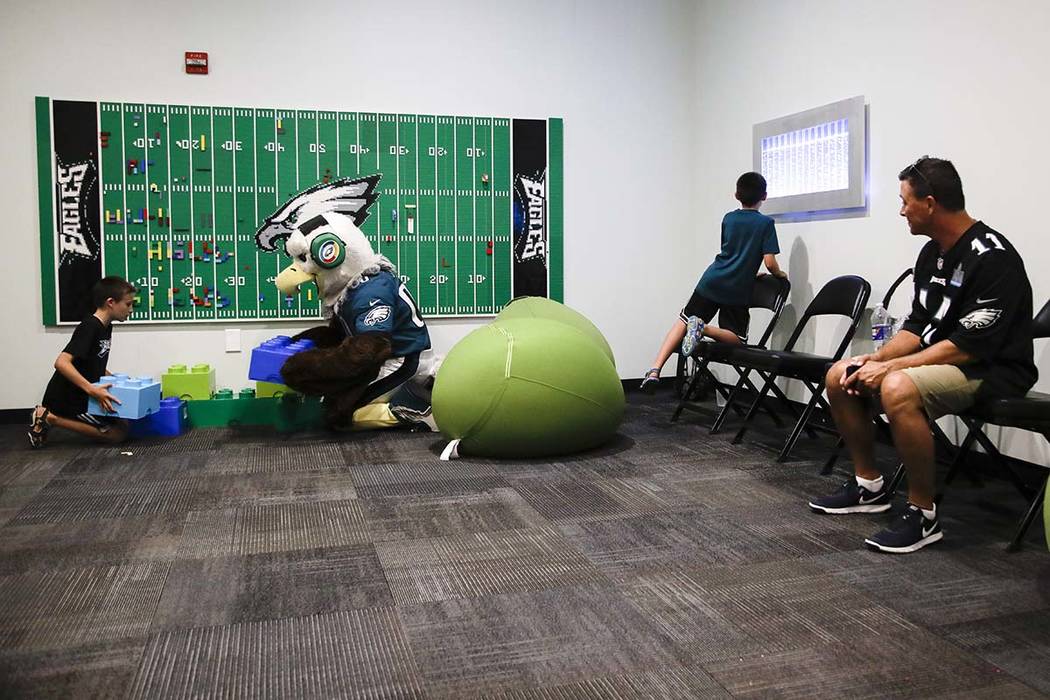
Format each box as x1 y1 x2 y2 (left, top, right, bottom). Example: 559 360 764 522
907 156 936 198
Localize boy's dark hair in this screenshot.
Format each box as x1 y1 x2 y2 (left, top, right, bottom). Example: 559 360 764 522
92 276 136 309
736 172 767 207
898 156 965 211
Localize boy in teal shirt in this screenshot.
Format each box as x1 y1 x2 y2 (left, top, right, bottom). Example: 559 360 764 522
641 172 786 392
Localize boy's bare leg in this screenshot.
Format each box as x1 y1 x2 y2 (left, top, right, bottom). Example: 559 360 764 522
825 360 881 481
702 325 743 345
47 413 129 444
648 319 688 371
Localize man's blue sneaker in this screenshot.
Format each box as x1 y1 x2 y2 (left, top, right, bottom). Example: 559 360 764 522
864 504 943 554
809 479 892 514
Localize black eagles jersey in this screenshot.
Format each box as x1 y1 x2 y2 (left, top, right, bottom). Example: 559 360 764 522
901 221 1037 399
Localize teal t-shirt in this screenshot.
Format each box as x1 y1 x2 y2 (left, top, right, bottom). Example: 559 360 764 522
695 209 780 305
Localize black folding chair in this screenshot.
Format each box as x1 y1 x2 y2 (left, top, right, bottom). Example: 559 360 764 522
888 298 1050 551
725 275 871 462
671 274 792 428
822 268 915 475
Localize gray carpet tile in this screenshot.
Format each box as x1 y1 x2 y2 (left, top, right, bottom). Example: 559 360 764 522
0 635 148 698
0 561 168 651
362 487 549 542
376 527 607 605
702 623 1025 699
397 584 685 697
481 664 731 699
235 498 370 555
151 545 392 630
350 461 508 498
0 512 185 575
129 607 424 699
937 609 1050 694
10 476 198 524
811 546 1050 627
559 509 789 579
0 389 1047 698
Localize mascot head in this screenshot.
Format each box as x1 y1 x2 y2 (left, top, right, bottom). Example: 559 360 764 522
255 175 391 309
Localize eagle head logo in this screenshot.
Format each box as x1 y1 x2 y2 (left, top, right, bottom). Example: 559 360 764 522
959 308 1002 330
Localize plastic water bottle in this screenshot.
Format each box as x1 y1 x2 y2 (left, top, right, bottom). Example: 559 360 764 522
871 302 890 350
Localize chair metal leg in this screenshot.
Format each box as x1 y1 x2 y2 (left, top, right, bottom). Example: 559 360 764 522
758 373 822 439
711 374 750 434
670 362 706 423
777 390 823 462
887 462 906 496
729 369 786 429
1007 473 1047 552
822 437 844 475
731 373 777 444
938 425 980 499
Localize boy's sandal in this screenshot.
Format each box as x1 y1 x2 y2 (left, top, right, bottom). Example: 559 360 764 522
28 407 50 449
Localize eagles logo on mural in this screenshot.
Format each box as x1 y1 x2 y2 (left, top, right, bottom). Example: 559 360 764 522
254 175 439 431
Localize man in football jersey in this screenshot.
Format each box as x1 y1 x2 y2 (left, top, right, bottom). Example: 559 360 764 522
809 156 1037 553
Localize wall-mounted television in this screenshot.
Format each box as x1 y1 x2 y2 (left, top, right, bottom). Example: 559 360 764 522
753 95 866 216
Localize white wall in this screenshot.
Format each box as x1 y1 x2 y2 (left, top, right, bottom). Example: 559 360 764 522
693 0 1050 462
0 0 698 409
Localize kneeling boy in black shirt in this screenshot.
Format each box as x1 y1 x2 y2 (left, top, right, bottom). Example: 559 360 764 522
30 276 136 447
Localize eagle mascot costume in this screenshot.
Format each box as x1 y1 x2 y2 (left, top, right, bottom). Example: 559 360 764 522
254 175 437 431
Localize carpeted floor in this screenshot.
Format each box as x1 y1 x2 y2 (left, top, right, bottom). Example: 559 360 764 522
1 390 1048 698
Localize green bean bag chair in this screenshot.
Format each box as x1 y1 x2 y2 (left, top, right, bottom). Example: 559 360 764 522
495 296 615 365
433 300 624 458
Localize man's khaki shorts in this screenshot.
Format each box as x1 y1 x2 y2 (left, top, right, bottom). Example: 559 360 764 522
898 365 983 420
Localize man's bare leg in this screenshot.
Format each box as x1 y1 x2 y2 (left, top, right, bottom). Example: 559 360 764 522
825 360 881 481
880 371 935 509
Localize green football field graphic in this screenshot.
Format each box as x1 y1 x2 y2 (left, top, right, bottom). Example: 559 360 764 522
37 98 563 324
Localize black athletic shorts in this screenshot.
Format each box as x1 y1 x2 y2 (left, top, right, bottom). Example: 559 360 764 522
679 292 749 342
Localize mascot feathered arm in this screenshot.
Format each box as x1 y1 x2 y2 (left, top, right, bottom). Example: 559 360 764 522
280 333 392 396
291 318 344 348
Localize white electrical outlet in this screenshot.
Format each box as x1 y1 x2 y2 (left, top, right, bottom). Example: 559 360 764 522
225 328 241 352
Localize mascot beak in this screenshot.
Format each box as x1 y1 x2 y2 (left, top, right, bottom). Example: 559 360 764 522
276 263 315 295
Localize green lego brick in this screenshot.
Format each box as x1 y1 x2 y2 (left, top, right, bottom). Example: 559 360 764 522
162 363 216 400
185 391 323 432
256 381 298 398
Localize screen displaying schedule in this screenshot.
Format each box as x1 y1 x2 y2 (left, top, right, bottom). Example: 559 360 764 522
36 97 564 325
760 118 849 198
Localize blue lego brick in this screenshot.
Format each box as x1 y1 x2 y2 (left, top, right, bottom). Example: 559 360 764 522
129 397 188 437
247 336 316 384
87 374 162 419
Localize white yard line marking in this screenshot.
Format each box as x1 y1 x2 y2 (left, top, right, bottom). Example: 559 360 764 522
231 109 239 316
490 120 496 313
471 118 477 313
434 117 440 314
414 115 420 312
120 103 129 284
210 107 218 319
166 105 175 319
187 107 198 320
253 110 260 318
453 119 458 314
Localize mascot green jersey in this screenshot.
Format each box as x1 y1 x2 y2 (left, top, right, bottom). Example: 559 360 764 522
254 175 437 431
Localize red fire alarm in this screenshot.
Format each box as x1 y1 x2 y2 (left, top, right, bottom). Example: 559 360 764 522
185 52 209 75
